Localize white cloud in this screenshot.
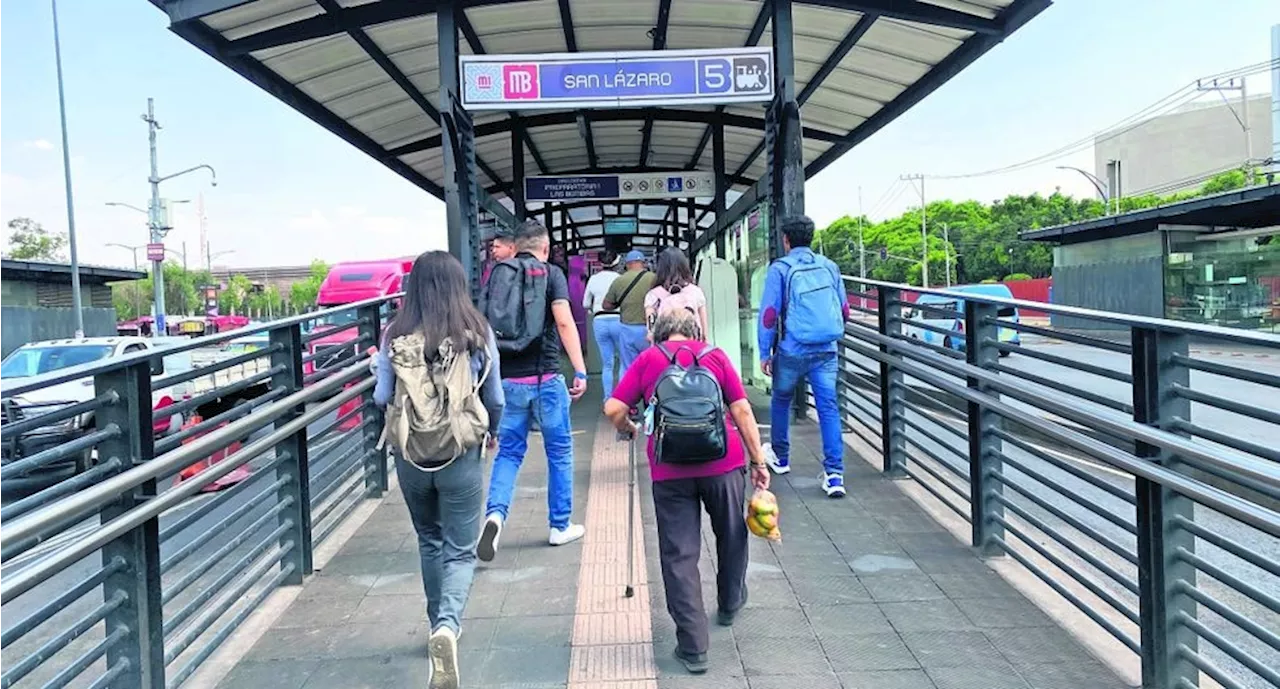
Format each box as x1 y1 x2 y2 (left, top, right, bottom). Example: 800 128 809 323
23 139 55 151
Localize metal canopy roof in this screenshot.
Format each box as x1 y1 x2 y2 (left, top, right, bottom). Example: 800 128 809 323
155 0 1048 249
1021 183 1280 246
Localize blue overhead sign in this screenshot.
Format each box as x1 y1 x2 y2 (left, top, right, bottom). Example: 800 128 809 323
525 171 715 202
461 47 773 110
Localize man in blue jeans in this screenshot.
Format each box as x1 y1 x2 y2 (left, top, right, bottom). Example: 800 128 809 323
479 220 589 561
757 215 850 497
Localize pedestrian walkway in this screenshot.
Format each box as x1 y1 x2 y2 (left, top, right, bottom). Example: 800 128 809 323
209 394 1128 689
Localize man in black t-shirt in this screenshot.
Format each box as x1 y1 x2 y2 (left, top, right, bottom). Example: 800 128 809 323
479 220 589 562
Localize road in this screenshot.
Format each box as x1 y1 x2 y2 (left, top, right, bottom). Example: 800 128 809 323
841 334 1280 689
0 405 370 689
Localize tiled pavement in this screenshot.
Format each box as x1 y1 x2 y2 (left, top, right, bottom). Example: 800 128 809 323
214 393 1129 689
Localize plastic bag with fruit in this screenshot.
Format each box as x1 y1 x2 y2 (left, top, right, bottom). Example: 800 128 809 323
746 488 781 541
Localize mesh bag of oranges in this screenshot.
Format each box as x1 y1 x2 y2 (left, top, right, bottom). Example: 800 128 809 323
746 488 781 541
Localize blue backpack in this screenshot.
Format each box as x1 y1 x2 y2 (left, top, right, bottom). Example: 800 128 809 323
779 255 844 345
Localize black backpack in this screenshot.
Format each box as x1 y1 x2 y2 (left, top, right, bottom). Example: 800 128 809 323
481 256 549 354
650 343 728 464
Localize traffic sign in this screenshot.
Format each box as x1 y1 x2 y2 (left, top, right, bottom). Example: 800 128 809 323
462 47 773 110
147 243 165 262
525 171 714 202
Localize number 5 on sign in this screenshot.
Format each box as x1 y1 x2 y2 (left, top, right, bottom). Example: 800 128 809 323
699 59 731 93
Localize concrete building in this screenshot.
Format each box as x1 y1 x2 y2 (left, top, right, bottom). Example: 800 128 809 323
1093 94 1272 198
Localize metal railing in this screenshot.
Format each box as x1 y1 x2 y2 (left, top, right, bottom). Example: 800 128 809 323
836 277 1280 689
0 295 394 689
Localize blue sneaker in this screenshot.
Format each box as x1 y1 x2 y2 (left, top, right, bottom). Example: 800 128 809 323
764 443 790 475
822 472 846 498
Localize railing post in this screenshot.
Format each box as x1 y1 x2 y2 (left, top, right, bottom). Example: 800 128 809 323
358 302 387 496
1131 326 1196 688
965 301 1004 557
878 287 907 477
269 323 312 583
94 360 165 688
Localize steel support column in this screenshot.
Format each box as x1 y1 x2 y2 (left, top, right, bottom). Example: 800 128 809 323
877 287 906 477
713 122 728 258
1131 327 1197 688
268 325 312 580
437 1 480 300
965 301 1003 556
512 125 527 221
767 0 805 262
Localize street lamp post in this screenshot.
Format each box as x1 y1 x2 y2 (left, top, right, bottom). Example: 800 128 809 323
1056 166 1110 210
106 242 144 321
51 0 85 337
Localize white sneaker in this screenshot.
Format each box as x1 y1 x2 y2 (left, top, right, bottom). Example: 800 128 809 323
427 626 460 689
478 513 503 562
549 523 586 546
763 443 791 475
822 472 847 498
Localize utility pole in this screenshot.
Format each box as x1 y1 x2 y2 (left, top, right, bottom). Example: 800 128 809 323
1196 77 1254 183
51 0 84 337
942 223 952 287
901 174 928 287
857 186 866 281
141 98 217 335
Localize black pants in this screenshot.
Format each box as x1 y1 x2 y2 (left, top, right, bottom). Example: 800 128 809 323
652 467 749 655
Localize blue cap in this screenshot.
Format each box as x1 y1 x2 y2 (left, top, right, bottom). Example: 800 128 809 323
623 249 646 263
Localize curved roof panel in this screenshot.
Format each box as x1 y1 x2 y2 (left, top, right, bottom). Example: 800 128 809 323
154 0 1048 247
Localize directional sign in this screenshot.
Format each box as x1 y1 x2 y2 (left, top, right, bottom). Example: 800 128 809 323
525 171 715 202
147 243 165 262
462 47 773 110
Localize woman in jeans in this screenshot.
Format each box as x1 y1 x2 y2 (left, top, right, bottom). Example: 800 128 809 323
604 309 770 674
372 251 504 689
644 247 709 341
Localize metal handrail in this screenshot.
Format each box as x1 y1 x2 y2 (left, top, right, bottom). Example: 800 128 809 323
0 292 400 397
843 275 1280 347
0 357 368 556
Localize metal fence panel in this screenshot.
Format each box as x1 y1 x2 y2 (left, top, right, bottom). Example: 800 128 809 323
1051 257 1164 329
1 307 120 357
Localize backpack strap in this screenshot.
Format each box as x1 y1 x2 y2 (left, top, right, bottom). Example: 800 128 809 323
655 342 679 364
693 344 718 363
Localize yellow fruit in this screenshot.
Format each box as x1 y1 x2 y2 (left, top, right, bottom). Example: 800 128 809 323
757 513 777 530
746 516 771 538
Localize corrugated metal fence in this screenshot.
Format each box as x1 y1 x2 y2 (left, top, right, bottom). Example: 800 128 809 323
1 307 119 357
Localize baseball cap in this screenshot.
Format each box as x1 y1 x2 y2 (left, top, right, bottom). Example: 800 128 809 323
623 249 646 263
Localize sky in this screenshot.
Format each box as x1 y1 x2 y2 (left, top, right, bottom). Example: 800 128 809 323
1 0 1276 272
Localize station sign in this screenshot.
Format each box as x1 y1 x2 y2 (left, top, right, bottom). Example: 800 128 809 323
603 217 639 235
461 47 773 110
147 243 165 262
525 171 715 202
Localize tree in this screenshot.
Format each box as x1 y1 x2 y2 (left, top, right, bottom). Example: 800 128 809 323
5 218 67 261
109 261 215 320
813 168 1256 286
219 274 255 315
288 260 329 311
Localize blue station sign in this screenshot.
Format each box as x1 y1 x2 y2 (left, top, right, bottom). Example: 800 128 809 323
461 47 773 110
525 171 715 202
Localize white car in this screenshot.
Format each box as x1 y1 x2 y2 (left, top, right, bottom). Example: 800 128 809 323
1 337 184 495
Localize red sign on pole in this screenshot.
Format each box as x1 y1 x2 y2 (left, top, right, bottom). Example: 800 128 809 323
146 243 165 262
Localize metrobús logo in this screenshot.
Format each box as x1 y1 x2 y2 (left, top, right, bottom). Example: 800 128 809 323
502 64 540 99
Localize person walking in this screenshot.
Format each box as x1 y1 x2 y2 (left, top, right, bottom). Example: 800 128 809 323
644 247 709 342
372 251 505 689
757 215 850 497
602 249 654 371
478 219 590 562
582 250 623 398
605 308 770 674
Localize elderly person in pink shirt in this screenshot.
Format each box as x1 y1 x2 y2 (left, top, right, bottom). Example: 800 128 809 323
604 308 770 675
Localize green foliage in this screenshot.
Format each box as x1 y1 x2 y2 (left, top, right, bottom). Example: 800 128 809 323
109 261 213 320
814 169 1255 286
5 218 67 261
219 273 255 315
288 260 329 311
1003 273 1033 281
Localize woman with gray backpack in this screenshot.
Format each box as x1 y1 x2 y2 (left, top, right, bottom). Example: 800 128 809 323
372 250 504 689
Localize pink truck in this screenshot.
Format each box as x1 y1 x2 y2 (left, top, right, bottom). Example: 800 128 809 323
305 258 412 429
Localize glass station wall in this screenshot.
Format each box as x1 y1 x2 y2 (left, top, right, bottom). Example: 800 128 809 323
1164 228 1280 332
724 203 770 388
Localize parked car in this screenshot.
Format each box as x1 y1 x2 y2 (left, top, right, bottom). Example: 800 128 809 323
903 284 1021 356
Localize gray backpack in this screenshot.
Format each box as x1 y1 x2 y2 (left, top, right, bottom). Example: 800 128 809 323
377 333 490 470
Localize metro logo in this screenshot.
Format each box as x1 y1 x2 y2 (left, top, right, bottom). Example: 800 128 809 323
503 64 539 99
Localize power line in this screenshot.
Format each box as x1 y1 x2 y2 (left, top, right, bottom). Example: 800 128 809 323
924 58 1278 181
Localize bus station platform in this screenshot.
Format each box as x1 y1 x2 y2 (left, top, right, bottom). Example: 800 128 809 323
205 395 1126 689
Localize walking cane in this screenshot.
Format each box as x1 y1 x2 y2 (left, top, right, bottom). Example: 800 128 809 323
620 408 640 598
